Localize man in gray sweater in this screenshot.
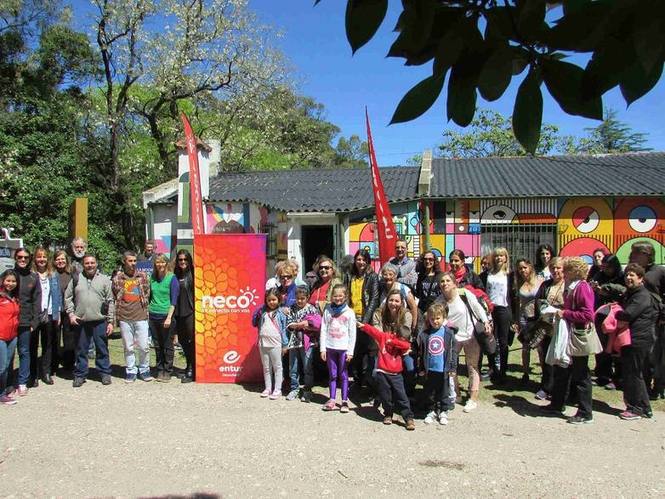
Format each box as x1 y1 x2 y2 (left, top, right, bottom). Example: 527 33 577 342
64 254 115 387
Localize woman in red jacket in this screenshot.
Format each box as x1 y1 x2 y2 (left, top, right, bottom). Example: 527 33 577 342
0 270 20 405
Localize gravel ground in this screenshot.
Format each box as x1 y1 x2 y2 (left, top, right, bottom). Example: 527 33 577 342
1 371 665 498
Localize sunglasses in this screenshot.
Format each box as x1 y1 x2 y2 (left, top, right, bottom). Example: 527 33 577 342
423 257 435 261
177 258 188 262
280 275 293 279
319 266 332 270
15 255 29 260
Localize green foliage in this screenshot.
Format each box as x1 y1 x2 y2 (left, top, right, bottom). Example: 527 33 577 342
566 108 652 154
320 0 665 154
437 109 563 158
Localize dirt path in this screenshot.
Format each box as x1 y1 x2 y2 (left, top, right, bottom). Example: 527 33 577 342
1 375 664 498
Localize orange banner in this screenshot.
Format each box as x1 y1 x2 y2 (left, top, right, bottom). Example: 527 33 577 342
194 233 266 383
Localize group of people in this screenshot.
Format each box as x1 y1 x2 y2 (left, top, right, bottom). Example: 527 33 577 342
256 240 664 429
0 238 197 404
1 236 663 430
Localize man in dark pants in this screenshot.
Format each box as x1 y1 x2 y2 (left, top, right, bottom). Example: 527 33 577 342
616 263 658 419
8 248 41 396
65 254 115 387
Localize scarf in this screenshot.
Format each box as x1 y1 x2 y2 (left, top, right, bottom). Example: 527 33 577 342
453 266 467 283
330 303 347 316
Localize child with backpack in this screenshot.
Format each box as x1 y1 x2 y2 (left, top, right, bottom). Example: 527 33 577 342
418 302 458 425
320 284 356 412
285 286 321 403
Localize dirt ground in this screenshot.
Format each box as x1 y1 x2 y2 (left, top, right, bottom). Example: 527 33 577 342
1 366 665 499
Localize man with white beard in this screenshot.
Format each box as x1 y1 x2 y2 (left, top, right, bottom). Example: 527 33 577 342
70 237 87 275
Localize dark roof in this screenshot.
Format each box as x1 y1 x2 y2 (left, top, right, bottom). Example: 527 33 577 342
207 167 420 212
151 152 665 211
429 152 665 198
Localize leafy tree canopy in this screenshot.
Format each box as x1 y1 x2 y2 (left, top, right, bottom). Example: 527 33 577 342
318 0 665 154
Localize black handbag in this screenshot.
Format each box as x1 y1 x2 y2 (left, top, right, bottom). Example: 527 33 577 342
460 292 496 354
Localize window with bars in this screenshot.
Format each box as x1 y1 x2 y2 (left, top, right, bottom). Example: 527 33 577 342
480 224 557 266
259 222 277 259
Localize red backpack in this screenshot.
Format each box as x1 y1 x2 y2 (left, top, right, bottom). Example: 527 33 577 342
463 285 495 314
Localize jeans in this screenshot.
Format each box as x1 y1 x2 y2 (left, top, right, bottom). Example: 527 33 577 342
621 345 652 416
15 326 31 386
423 371 452 413
489 306 512 377
30 320 55 379
176 314 195 375
0 338 17 392
55 311 76 370
288 345 314 391
74 320 111 379
375 371 413 420
149 315 175 375
402 353 416 396
119 320 150 375
552 355 592 418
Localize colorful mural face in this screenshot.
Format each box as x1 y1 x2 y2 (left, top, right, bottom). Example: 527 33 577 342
348 197 665 269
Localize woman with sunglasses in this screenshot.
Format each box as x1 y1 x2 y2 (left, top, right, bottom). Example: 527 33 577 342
276 261 298 308
174 249 195 383
308 256 341 314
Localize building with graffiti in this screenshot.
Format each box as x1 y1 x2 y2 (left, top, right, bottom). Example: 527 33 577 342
144 145 665 277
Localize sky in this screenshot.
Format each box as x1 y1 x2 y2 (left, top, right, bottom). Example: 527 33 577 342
249 1 665 166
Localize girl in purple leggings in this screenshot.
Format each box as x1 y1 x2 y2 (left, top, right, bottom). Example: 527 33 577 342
320 284 356 413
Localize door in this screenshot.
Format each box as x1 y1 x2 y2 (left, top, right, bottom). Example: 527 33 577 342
301 225 334 273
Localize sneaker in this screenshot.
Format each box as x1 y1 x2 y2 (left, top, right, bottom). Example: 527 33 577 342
269 390 282 400
535 389 548 400
0 394 16 405
139 372 154 382
619 410 641 421
438 412 449 425
155 373 171 383
17 385 28 396
383 416 393 425
101 375 112 385
125 373 137 384
405 418 416 431
286 389 300 401
463 400 478 413
300 390 312 403
72 377 86 388
260 389 270 398
567 414 593 425
340 402 350 413
322 399 336 411
424 411 437 425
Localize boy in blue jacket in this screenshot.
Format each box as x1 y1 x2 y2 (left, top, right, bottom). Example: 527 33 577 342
418 303 458 425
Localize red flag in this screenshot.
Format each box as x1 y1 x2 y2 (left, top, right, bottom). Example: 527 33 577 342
365 108 397 264
180 112 205 235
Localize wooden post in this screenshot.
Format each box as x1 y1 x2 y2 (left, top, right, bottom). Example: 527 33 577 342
69 197 88 241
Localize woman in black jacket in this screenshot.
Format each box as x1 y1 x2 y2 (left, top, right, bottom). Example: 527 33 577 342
415 250 443 316
616 263 658 419
174 249 195 383
344 249 379 390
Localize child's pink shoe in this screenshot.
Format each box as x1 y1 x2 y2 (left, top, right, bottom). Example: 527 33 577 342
269 390 282 400
322 399 336 411
260 389 270 398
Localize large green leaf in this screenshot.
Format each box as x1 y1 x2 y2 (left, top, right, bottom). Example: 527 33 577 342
390 74 445 124
345 0 388 54
513 68 542 154
478 44 513 102
632 16 664 75
583 36 634 99
518 0 546 41
542 59 602 119
432 31 463 77
447 55 480 127
546 1 612 52
620 59 664 105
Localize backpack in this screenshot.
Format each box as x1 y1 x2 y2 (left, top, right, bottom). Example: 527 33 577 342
463 284 494 314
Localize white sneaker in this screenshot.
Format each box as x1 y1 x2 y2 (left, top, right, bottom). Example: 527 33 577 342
424 411 437 424
535 389 548 400
463 400 478 413
438 411 449 425
285 389 300 401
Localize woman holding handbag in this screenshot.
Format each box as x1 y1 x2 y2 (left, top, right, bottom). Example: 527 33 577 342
549 257 600 424
436 272 490 412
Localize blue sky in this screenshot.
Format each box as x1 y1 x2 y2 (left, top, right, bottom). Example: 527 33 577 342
251 1 665 166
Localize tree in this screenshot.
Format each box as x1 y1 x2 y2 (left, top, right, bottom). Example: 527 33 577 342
319 0 665 154
566 108 651 154
334 134 368 168
437 109 564 158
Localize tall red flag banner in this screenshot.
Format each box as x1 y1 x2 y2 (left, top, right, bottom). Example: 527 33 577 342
365 108 397 264
194 233 266 383
180 112 205 235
